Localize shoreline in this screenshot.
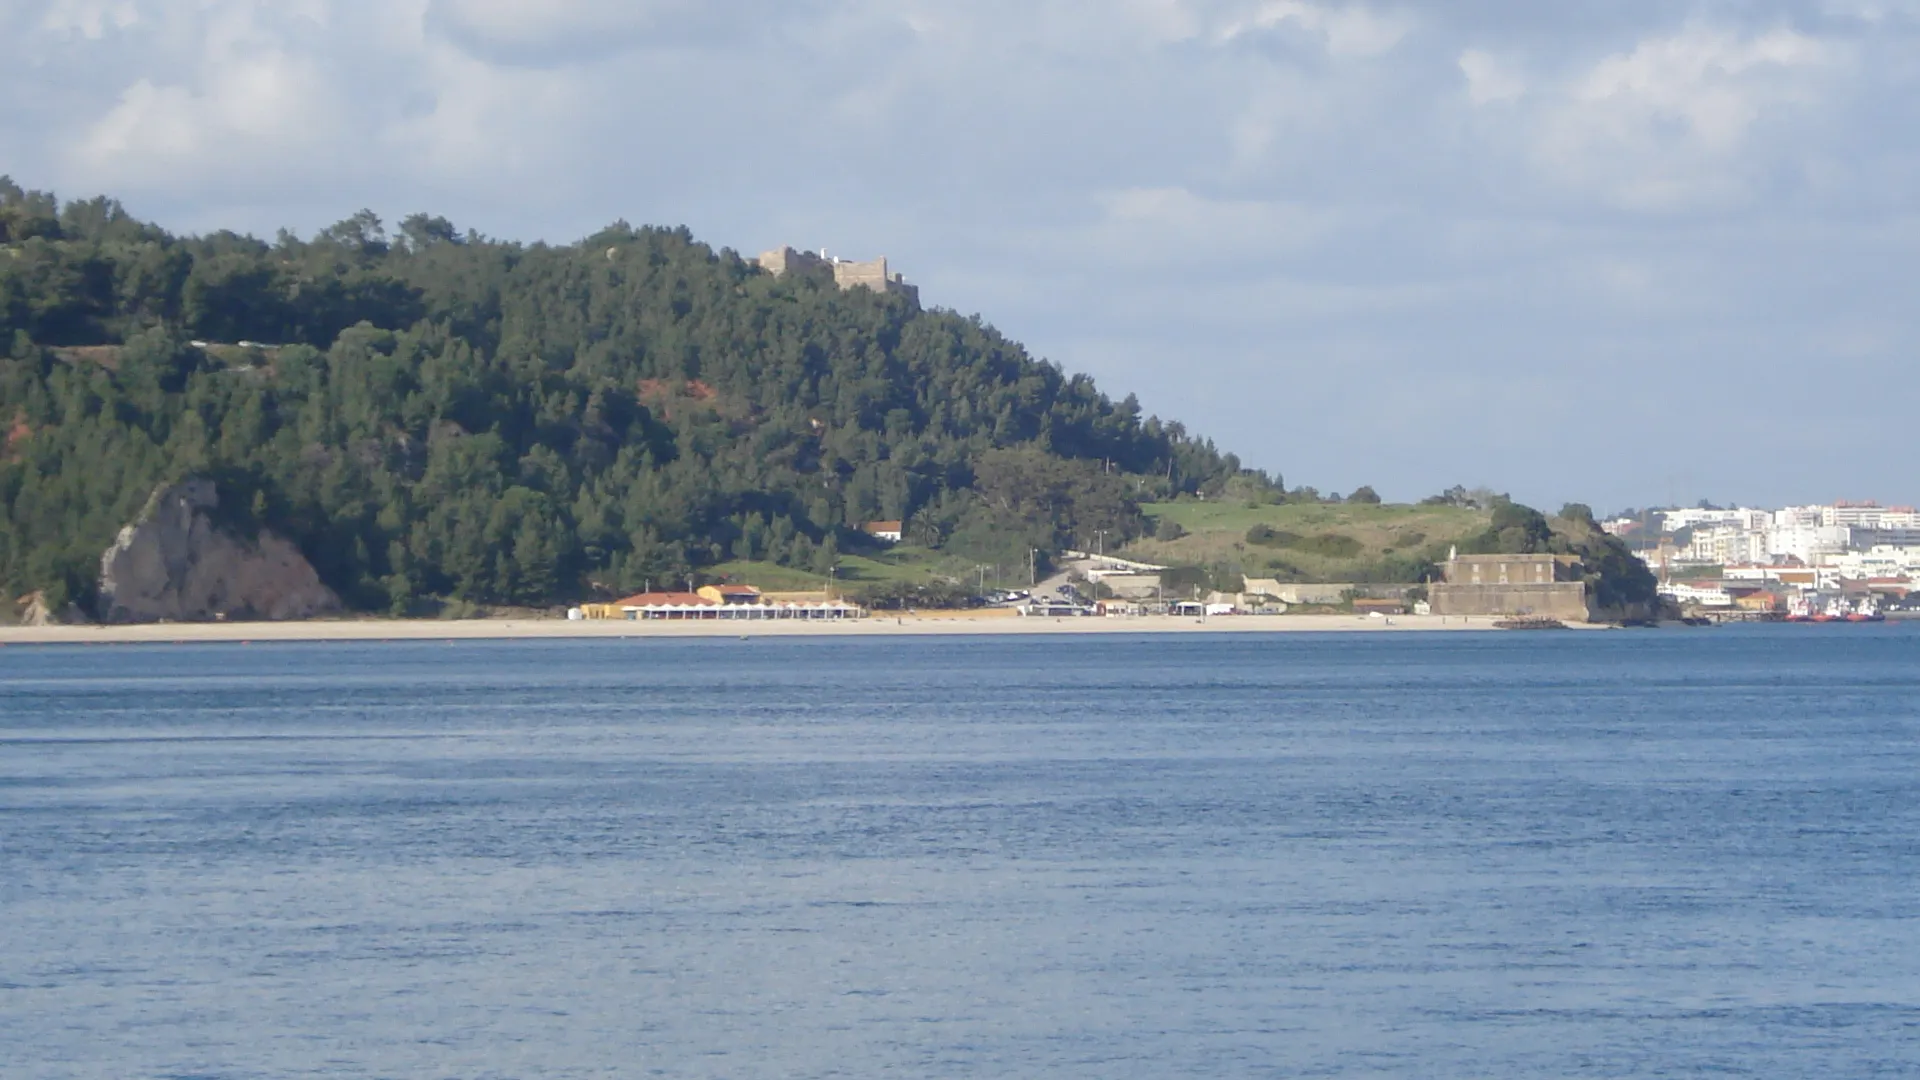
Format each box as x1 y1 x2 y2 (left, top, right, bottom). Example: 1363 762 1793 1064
0 612 1607 645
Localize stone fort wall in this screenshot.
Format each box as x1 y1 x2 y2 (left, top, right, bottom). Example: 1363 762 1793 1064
1429 582 1591 621
756 247 920 307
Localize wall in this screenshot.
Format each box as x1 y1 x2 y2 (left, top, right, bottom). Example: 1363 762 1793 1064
1098 573 1163 599
832 258 921 306
756 247 828 277
1257 583 1412 605
759 248 921 307
1441 554 1574 586
1429 582 1590 620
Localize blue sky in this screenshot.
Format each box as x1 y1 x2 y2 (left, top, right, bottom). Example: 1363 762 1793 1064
5 0 1916 511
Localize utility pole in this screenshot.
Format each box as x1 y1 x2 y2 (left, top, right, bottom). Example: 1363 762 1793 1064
1029 548 1037 588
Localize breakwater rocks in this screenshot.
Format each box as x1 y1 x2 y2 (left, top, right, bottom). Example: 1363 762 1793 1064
96 479 340 623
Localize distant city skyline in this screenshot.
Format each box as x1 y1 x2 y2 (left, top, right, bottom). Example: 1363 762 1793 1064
4 0 1916 510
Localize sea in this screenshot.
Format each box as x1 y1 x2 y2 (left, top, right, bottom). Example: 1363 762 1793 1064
3 625 1918 1078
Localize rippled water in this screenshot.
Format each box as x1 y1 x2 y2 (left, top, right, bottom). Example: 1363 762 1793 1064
4 627 1919 1078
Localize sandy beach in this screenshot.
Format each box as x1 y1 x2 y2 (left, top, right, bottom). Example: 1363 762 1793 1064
0 611 1606 645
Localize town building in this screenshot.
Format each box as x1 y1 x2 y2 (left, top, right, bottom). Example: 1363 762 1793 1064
1632 498 1918 616
861 520 904 544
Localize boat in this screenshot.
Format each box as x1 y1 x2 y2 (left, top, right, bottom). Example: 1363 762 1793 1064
1792 594 1883 623
1845 597 1886 623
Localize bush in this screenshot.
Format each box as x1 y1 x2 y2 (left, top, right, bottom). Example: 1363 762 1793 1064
1295 533 1363 559
1245 525 1300 548
1155 516 1187 542
853 579 978 611
437 597 483 620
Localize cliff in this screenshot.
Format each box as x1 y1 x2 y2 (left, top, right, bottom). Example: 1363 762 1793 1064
96 479 341 623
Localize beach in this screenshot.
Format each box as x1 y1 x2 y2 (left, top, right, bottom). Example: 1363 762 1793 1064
0 611 1600 645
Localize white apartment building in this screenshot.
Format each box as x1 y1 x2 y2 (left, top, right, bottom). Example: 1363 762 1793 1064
1857 526 1920 548
1663 508 1770 532
1827 546 1920 580
1821 502 1920 529
1767 524 1854 565
1684 525 1767 566
1652 502 1914 570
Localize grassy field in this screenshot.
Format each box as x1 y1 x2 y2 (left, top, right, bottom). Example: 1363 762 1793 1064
710 546 1028 593
1125 501 1491 582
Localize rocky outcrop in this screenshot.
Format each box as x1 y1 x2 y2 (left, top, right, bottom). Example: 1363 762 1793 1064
15 591 89 626
97 479 341 623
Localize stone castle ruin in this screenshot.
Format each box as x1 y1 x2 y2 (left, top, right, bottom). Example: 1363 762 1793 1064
756 247 920 308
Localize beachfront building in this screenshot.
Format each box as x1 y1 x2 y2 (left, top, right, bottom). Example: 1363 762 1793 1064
579 589 865 621
621 590 864 620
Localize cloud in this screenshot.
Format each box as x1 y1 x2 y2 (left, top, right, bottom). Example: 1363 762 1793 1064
423 0 831 64
39 0 140 39
1212 0 1412 57
1453 23 1846 210
1458 49 1524 104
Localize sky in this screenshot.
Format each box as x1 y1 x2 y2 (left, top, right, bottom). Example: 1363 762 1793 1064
4 0 1917 513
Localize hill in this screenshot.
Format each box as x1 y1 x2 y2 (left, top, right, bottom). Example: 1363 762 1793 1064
1124 495 1659 617
1129 501 1492 586
0 180 1263 615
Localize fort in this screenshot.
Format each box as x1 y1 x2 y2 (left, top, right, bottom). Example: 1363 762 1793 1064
1428 553 1592 621
755 246 920 307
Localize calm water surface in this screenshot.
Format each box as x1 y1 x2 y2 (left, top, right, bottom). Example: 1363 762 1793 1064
3 627 1919 1077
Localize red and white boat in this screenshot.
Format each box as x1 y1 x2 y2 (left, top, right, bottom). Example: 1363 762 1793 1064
1845 597 1886 623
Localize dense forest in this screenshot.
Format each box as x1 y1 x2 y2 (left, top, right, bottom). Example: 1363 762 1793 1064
0 180 1266 613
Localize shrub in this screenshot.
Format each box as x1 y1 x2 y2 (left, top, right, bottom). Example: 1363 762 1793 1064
1295 533 1363 559
1245 525 1301 548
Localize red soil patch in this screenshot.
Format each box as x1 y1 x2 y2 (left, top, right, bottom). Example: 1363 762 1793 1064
637 378 717 402
4 414 28 459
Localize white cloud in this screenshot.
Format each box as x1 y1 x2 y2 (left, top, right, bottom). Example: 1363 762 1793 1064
1459 49 1524 104
1572 25 1833 151
39 0 140 39
424 0 829 63
1461 24 1845 210
1081 187 1339 268
1213 0 1410 57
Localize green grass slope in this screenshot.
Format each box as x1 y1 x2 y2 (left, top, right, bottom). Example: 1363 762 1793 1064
1126 502 1492 584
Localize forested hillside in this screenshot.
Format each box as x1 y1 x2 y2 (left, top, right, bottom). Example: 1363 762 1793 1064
0 180 1262 613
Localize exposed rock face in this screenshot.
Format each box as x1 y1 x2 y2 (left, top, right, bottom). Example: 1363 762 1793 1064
16 591 88 626
97 479 341 623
